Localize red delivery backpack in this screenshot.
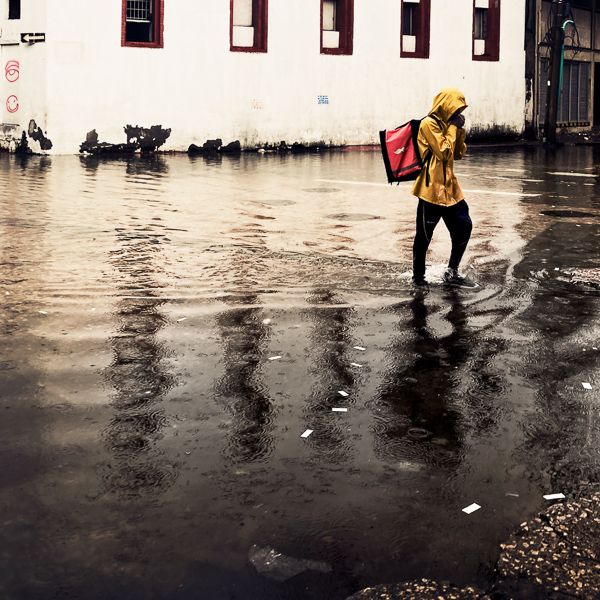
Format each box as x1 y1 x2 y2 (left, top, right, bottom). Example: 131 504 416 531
379 115 441 185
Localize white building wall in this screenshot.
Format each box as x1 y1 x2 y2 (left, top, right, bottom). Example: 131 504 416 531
2 0 526 154
0 0 48 151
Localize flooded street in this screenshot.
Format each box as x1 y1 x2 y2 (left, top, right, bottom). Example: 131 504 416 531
1 146 600 599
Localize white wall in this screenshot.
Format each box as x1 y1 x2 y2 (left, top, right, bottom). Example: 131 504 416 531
4 0 526 153
0 0 48 151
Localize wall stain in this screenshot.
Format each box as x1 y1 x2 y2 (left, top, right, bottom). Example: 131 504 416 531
467 125 522 143
28 120 53 150
124 125 171 152
80 125 171 154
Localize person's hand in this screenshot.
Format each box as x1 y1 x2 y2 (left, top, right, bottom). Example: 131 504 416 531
449 113 465 129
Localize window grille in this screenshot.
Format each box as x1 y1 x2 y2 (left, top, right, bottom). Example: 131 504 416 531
127 0 152 22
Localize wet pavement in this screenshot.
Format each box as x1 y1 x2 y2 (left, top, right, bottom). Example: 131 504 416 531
1 146 600 599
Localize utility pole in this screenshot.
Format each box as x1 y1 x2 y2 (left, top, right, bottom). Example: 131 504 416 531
545 0 567 145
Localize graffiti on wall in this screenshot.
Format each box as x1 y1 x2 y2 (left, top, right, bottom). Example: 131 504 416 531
4 59 19 119
6 95 18 113
5 60 19 83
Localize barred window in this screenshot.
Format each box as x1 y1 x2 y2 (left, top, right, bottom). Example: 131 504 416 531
122 0 164 48
127 0 152 22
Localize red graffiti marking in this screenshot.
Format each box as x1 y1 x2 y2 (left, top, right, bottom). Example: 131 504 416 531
6 95 18 113
5 60 19 82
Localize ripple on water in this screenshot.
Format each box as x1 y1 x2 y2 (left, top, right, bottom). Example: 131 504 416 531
325 213 382 221
250 199 297 207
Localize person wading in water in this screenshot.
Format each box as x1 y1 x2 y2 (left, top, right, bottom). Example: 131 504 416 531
411 87 477 289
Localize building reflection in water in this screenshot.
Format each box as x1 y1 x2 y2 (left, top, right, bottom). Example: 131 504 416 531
370 291 470 470
213 293 275 464
302 289 356 463
101 156 178 499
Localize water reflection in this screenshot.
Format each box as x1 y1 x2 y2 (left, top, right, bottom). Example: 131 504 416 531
370 292 468 469
513 222 600 494
101 159 177 499
213 294 275 463
302 289 356 463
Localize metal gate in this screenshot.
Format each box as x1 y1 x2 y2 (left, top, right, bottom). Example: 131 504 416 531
538 58 590 125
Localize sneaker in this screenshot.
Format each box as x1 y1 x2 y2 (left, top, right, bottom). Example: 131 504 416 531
443 269 478 288
412 277 430 290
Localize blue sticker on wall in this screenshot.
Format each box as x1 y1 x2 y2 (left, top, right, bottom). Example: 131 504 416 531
318 95 329 105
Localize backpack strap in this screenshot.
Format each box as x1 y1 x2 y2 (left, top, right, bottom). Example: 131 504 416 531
422 114 444 187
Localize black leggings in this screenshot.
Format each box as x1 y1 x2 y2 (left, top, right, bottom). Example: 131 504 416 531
413 198 472 281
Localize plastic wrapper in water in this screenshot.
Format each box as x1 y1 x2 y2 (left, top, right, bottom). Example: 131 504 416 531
248 545 332 581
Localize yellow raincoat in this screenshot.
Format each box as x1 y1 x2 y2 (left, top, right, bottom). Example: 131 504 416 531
410 87 468 207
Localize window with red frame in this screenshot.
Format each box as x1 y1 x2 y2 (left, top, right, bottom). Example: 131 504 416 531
401 0 430 58
230 0 268 53
473 0 500 61
122 0 164 48
321 0 353 55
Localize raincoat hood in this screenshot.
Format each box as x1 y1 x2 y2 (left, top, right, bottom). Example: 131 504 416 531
429 87 468 123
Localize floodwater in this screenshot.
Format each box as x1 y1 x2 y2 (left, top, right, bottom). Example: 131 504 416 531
1 146 599 599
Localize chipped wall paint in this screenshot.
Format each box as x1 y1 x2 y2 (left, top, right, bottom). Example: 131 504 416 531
1 0 527 154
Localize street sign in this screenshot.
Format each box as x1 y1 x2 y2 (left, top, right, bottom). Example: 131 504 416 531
21 33 45 44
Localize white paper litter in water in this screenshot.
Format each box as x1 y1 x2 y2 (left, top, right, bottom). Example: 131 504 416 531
5 292 9 295
269 356 282 361
583 382 593 390
462 503 481 514
177 317 187 322
350 363 363 368
506 493 520 497
338 391 349 397
354 346 366 351
38 311 47 314
555 267 560 271
544 493 566 500
301 429 313 438
332 408 348 412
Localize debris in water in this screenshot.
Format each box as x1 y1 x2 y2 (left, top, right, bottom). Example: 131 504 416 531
177 317 187 322
543 493 566 500
351 363 363 368
582 382 592 389
462 503 481 514
38 311 47 314
332 408 348 412
248 545 332 582
506 493 520 497
263 318 272 324
301 429 313 438
269 356 282 361
338 391 349 397
354 346 366 351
